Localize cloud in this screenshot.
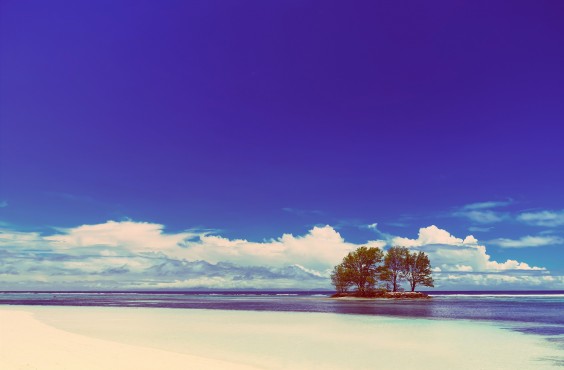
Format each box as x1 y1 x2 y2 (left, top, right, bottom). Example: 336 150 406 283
361 223 396 242
461 200 513 210
45 221 198 252
357 222 379 232
489 235 564 248
0 229 46 250
392 225 478 247
0 221 561 290
468 226 493 232
517 210 564 227
0 221 386 289
184 225 385 272
452 200 511 224
386 222 409 228
44 221 387 273
392 225 545 273
0 201 7 208
457 210 506 223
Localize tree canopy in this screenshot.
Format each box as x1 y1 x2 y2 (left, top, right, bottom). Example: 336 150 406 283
332 246 384 296
381 246 408 292
330 264 352 294
405 251 434 291
331 246 433 295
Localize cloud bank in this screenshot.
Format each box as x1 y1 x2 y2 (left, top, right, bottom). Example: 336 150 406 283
390 225 559 289
0 221 561 290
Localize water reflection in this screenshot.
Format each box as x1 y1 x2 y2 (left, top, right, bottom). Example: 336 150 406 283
326 299 433 317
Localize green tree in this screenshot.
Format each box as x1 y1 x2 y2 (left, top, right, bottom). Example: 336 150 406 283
405 251 434 292
332 246 384 296
381 246 408 292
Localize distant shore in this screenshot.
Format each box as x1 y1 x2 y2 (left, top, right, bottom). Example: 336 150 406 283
331 291 430 299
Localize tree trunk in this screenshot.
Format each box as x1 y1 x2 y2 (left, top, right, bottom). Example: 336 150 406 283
357 281 364 295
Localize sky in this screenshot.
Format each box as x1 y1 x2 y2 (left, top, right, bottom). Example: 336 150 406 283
1 1 563 290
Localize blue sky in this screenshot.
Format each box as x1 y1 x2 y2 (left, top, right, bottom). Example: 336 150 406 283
1 1 563 290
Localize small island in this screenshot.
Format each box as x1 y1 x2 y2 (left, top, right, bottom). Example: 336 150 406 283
330 246 433 299
332 291 430 299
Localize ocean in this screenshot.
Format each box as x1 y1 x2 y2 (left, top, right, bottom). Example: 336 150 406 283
1 290 563 338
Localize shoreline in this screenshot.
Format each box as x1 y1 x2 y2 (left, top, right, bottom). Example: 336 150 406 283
331 291 431 299
1 305 562 369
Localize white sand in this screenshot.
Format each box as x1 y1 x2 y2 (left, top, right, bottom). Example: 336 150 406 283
0 308 259 370
1 305 562 369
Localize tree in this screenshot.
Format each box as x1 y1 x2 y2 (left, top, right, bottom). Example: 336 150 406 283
381 246 408 292
330 265 352 294
332 246 384 296
404 251 434 292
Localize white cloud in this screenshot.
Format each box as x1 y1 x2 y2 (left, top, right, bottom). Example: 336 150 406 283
452 264 473 272
0 229 43 245
458 210 506 223
468 226 493 232
489 235 564 248
517 210 564 227
0 221 386 284
462 200 512 210
391 225 545 273
0 221 560 290
292 264 325 278
392 225 470 247
45 221 197 252
453 200 511 224
183 225 385 272
386 222 409 227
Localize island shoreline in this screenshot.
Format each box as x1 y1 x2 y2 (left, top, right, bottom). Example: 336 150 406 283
331 291 431 299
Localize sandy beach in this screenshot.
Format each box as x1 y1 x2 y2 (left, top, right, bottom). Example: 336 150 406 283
1 305 562 369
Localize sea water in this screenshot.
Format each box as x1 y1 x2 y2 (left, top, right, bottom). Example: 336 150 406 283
1 290 563 336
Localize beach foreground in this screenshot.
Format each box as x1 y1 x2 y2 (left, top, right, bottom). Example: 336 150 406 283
1 305 562 369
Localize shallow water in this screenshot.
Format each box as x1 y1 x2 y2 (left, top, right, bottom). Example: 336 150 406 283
1 290 562 337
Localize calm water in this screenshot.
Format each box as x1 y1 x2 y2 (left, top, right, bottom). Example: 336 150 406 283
1 290 563 337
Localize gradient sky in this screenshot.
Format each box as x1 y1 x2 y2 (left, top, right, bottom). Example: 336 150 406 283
1 1 563 290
